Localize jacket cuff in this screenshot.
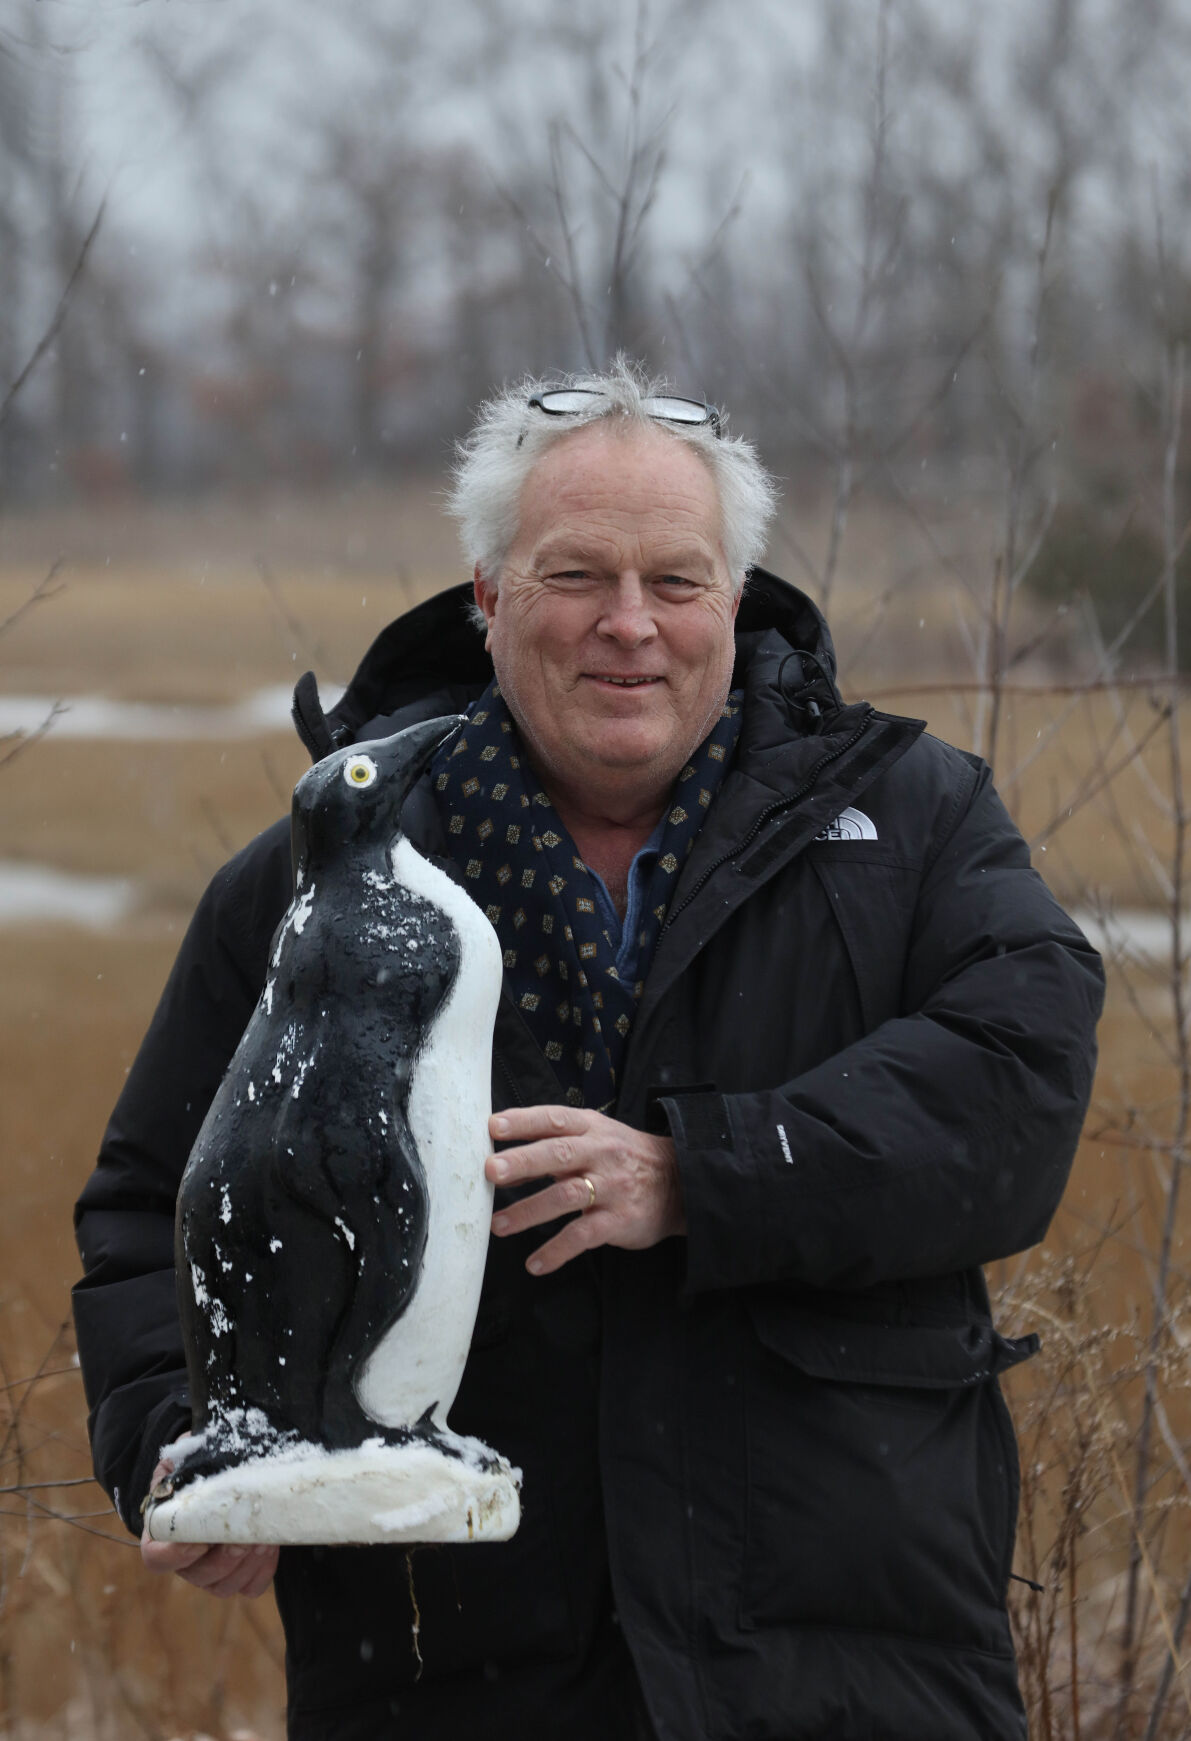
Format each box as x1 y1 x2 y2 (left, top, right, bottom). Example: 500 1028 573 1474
659 1089 761 1293
123 1391 192 1536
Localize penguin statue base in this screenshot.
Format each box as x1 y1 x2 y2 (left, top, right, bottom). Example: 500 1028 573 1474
144 1423 522 1546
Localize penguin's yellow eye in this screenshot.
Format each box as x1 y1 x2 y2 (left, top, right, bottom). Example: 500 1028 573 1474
343 755 378 790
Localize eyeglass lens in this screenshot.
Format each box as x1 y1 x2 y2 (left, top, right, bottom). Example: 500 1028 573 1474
531 389 717 428
533 390 603 414
641 396 713 424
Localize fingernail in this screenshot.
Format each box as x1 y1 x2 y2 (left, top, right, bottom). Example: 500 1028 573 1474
491 1213 507 1234
527 1256 543 1276
488 1158 507 1182
490 1115 509 1137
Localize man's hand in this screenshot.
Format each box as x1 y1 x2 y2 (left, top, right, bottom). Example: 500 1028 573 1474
485 1105 686 1275
140 1461 278 1598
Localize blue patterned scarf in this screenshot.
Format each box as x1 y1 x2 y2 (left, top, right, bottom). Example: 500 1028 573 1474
430 681 743 1112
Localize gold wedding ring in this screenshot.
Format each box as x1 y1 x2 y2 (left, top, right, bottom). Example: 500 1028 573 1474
582 1176 597 1212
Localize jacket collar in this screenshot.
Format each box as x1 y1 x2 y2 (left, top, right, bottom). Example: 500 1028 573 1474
324 583 490 747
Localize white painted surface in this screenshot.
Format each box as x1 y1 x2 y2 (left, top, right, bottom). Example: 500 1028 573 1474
355 834 504 1429
146 1430 521 1545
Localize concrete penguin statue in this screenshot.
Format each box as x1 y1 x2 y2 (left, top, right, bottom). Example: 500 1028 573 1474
145 715 520 1546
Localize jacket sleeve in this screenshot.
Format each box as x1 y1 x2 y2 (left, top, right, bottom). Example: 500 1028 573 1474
666 763 1105 1294
71 821 291 1534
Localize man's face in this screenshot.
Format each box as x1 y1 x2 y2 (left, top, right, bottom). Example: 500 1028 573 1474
474 423 740 820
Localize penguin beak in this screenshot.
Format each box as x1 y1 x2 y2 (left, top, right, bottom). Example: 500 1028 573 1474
369 714 468 800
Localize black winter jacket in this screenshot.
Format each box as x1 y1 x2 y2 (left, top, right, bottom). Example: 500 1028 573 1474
74 572 1104 1741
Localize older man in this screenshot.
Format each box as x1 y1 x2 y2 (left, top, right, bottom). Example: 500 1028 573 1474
74 364 1103 1741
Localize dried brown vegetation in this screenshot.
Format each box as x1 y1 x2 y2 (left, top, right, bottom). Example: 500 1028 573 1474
0 489 1189 1739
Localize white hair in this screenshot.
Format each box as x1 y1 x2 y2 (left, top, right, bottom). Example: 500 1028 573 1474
447 356 779 596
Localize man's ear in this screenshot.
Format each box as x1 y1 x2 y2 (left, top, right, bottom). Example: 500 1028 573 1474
473 564 498 650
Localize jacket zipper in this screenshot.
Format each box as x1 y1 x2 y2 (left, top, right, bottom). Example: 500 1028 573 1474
659 705 876 937
496 1047 526 1109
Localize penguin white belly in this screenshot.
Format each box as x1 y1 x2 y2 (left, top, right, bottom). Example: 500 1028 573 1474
354 834 503 1428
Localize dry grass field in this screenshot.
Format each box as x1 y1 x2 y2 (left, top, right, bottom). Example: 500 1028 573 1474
2 489 1189 1738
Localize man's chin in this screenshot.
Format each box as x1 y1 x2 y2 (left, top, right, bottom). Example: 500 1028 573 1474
517 718 689 809
581 729 675 773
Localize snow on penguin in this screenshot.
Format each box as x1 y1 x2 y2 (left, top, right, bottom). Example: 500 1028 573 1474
172 714 504 1484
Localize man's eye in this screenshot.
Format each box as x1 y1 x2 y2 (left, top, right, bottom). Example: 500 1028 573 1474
657 575 698 589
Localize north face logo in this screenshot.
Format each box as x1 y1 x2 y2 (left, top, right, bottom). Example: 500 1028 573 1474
815 807 877 842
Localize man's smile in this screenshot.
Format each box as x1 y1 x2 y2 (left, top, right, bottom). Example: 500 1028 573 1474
584 673 663 687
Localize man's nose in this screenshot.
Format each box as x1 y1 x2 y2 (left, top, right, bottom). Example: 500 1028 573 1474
597 574 658 645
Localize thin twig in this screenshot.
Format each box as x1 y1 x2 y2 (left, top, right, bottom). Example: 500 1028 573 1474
1029 706 1170 850
0 561 66 636
0 1478 96 1495
0 701 67 771
982 189 1057 771
255 556 326 670
0 1365 82 1398
0 201 106 434
546 123 599 369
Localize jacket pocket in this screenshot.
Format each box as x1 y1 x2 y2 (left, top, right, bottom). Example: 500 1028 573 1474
809 851 918 1030
739 1297 1033 1654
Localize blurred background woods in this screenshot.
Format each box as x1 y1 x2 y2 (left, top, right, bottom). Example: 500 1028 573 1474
3 0 1191 1736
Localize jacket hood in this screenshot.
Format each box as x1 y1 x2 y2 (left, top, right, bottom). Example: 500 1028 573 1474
291 568 841 762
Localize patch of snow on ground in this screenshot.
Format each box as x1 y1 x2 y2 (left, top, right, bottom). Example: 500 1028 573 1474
0 862 138 928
